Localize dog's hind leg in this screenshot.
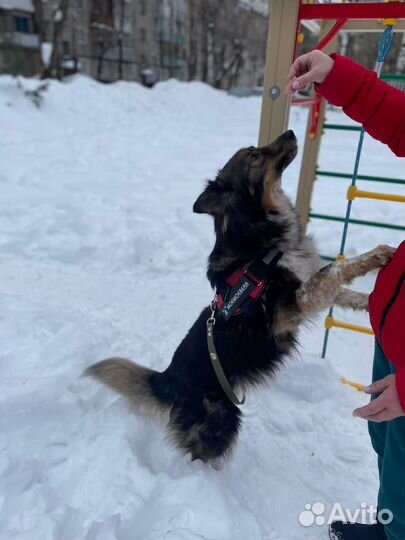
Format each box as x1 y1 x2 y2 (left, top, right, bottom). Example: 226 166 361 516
167 393 242 463
275 244 395 333
334 287 369 311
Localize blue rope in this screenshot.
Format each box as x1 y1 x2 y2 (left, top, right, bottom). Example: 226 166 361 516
321 24 395 359
377 25 395 63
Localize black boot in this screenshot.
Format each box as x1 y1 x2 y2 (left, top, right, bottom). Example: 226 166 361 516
329 521 387 540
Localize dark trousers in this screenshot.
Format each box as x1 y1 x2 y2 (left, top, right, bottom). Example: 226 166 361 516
368 341 405 540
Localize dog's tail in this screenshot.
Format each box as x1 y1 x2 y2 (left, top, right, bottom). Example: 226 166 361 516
84 358 171 416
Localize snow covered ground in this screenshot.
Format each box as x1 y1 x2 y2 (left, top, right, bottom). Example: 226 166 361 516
0 75 403 540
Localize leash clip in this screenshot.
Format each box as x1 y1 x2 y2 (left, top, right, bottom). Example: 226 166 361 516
207 292 218 326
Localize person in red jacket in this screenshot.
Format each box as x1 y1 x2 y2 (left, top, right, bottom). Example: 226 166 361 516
286 51 405 540
286 51 405 157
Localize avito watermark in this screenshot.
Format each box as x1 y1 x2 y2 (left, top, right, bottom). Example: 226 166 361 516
298 502 393 528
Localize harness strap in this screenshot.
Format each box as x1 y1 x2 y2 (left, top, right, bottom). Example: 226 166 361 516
207 318 246 406
205 246 283 406
217 247 283 320
246 247 283 280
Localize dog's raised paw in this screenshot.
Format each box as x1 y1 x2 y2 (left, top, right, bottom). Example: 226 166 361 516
370 244 396 268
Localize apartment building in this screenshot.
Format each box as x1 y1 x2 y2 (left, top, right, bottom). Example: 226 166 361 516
36 0 189 84
0 0 40 76
0 0 267 89
41 0 139 82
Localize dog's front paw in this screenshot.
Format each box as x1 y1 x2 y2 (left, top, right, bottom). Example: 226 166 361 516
369 244 396 268
340 245 396 283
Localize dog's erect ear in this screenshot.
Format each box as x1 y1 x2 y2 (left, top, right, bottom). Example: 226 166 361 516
193 181 224 215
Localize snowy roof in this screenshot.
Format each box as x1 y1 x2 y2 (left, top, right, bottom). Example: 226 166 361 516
0 0 34 12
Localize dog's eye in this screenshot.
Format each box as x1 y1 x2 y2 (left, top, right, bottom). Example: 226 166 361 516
250 151 261 163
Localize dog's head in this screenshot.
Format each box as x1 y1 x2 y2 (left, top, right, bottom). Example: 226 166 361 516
193 130 297 255
193 130 297 219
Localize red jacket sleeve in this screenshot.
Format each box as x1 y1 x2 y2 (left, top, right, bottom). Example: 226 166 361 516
317 54 405 158
369 241 405 412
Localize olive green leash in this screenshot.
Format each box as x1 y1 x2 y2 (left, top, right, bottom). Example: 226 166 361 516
206 295 246 406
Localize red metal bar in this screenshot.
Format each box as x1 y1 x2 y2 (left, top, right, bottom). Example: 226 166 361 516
309 95 322 139
292 96 319 106
293 21 303 61
316 17 348 50
299 2 405 21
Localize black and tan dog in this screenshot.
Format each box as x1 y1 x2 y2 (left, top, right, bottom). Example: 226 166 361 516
85 130 394 463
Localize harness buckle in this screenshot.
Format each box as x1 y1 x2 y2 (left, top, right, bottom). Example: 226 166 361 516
243 269 262 288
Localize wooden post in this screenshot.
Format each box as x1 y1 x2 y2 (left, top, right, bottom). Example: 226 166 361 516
258 0 301 146
295 98 327 231
295 20 340 231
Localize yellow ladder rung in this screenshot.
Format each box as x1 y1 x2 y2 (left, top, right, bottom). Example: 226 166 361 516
341 377 366 392
325 316 374 336
347 186 405 203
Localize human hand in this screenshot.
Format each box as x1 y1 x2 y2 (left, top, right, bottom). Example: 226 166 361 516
285 50 335 95
353 374 405 422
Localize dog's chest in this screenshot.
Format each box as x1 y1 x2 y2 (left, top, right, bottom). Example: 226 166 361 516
278 244 322 283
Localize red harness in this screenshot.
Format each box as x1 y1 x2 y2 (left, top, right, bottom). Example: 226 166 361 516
216 268 267 316
214 248 282 320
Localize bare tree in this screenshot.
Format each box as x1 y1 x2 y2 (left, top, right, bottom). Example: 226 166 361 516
187 0 266 90
32 0 46 75
33 0 70 79
187 0 201 80
117 0 124 80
